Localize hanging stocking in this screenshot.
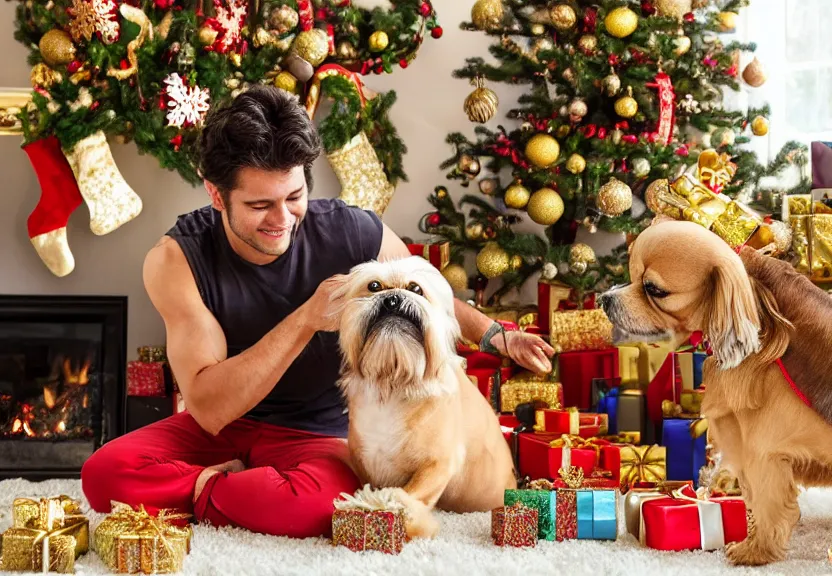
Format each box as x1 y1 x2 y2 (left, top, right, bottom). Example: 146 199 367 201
63 131 143 235
23 136 84 277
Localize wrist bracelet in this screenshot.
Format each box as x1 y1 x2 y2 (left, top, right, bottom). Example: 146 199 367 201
479 321 507 356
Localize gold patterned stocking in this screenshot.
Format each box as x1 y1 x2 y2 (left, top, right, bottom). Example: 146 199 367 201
64 131 143 235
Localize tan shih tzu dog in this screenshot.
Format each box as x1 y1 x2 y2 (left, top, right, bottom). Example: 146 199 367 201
335 255 517 539
599 220 832 566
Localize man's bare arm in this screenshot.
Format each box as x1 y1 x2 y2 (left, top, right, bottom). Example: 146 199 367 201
143 237 332 436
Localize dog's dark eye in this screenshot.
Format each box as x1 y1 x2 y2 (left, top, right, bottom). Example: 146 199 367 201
644 282 669 299
368 281 383 293
407 282 423 296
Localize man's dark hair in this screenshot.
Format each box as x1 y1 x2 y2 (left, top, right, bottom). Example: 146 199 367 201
198 85 322 201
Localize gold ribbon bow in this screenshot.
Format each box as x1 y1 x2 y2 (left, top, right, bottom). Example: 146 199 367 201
549 433 603 462
697 149 736 193
620 445 667 489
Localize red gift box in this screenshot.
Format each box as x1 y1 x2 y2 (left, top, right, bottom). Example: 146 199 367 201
499 414 520 445
517 433 620 487
468 371 499 413
461 350 514 383
639 494 747 551
534 409 608 437
647 352 684 423
558 348 620 410
537 281 597 335
491 503 538 547
127 361 166 397
406 242 450 271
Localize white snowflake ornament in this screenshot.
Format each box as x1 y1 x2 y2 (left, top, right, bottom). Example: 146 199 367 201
205 0 248 53
350 0 392 10
163 73 210 128
68 0 120 44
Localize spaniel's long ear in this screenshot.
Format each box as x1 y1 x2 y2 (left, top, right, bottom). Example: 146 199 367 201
750 276 792 364
706 257 761 369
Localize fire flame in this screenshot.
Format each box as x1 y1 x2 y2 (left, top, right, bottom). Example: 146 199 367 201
63 357 90 385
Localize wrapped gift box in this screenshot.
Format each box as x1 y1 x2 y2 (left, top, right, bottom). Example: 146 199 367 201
0 528 76 573
537 281 596 335
693 351 707 388
662 419 708 485
617 345 641 388
591 377 621 434
460 350 514 383
332 487 407 555
647 353 684 423
406 242 450 271
676 353 695 390
503 489 556 541
623 481 696 539
517 434 621 487
557 348 620 410
549 309 613 354
491 503 538 547
534 408 608 436
127 361 166 397
555 488 618 541
637 342 674 387
619 445 666 492
501 379 563 414
468 371 500 413
639 493 747 551
617 389 648 444
11 496 89 558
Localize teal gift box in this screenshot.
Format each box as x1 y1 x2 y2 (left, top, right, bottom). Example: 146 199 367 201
504 489 556 541
556 488 619 541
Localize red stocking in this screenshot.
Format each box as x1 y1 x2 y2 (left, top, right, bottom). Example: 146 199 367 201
23 136 84 277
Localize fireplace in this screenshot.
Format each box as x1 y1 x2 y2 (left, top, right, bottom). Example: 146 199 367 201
0 295 127 480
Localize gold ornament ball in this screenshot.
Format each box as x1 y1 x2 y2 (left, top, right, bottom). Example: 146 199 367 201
550 4 577 31
605 6 639 39
563 67 576 84
527 188 565 225
615 88 639 118
578 35 598 53
530 23 546 36
458 154 481 177
656 0 692 20
274 71 299 94
645 178 676 215
525 133 560 168
477 243 511 279
293 29 329 66
39 29 76 67
30 63 57 88
713 127 736 147
510 255 524 270
566 153 586 174
336 41 359 60
596 177 633 216
436 187 448 199
504 183 531 209
602 69 621 96
674 34 692 56
369 30 389 52
569 242 597 274
569 98 588 118
198 25 219 46
742 57 767 88
471 0 505 31
466 222 484 240
269 5 299 34
718 11 738 31
751 116 769 136
464 80 499 124
556 125 571 139
441 263 469 293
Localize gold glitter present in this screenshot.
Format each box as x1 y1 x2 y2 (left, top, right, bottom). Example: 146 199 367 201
500 380 562 413
332 485 407 554
786 194 812 216
491 503 538 547
0 527 76 573
137 346 167 363
619 445 667 490
94 503 192 574
549 309 613 353
12 495 88 558
811 214 832 281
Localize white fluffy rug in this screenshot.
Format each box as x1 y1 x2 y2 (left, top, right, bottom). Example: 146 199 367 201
2 478 832 576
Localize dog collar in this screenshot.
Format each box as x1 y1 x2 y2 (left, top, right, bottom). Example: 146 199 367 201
775 358 812 408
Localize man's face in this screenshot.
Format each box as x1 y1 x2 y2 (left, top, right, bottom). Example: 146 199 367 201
208 166 308 260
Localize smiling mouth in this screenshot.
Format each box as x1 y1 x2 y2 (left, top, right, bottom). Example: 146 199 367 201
258 228 290 238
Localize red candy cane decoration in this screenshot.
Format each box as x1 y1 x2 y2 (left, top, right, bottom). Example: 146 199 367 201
646 72 676 145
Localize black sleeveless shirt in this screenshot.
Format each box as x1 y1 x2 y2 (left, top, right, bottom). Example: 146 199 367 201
165 199 384 438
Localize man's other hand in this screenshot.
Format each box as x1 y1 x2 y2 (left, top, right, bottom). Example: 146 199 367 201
302 274 349 332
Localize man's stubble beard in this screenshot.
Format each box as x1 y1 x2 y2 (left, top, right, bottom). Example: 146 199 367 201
226 204 298 257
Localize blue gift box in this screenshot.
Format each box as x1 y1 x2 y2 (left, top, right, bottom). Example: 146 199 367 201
591 377 621 434
662 419 707 486
556 488 618 541
693 352 707 388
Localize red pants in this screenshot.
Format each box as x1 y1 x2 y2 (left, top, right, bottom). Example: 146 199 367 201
81 411 360 538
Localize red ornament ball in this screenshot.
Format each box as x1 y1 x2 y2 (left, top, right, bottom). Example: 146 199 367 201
684 12 695 22
399 58 408 68
641 1 656 15
431 26 443 39
420 2 432 17
426 213 441 227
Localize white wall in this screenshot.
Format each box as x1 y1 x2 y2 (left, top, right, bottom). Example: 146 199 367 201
0 1 785 357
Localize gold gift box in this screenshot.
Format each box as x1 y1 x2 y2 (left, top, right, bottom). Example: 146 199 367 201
500 379 562 414
784 191 832 282
549 309 613 353
12 496 89 558
0 528 76 573
619 445 667 490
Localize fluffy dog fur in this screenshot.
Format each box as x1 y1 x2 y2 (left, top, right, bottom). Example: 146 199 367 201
598 220 832 566
335 256 517 539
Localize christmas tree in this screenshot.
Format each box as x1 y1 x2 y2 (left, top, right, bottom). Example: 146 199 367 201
11 0 440 277
421 0 809 307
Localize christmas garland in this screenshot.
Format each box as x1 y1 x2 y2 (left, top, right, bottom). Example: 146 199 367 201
12 0 440 186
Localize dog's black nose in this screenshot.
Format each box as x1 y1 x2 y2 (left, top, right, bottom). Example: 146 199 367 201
382 294 402 311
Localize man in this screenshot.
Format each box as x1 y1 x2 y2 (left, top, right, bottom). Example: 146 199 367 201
81 85 555 538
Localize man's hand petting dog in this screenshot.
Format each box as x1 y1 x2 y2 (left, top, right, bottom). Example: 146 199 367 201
491 331 554 375
301 274 348 332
